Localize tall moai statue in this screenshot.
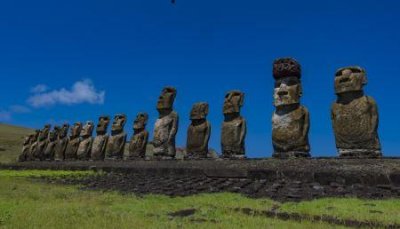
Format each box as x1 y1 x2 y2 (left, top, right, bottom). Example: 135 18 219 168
331 66 382 158
77 121 94 160
64 122 82 160
43 126 59 161
271 58 311 158
152 87 179 159
54 123 70 161
124 113 149 160
33 124 51 160
186 102 211 159
19 133 36 162
91 116 110 160
27 130 40 161
221 90 247 159
105 114 127 160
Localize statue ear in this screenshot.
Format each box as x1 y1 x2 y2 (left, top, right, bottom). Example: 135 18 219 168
298 84 303 97
239 93 245 106
362 75 368 85
204 104 209 115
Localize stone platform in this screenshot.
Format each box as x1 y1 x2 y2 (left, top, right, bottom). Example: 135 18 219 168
2 158 400 201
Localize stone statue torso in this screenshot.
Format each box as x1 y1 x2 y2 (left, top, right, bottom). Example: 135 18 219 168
105 133 127 159
77 137 93 160
54 138 68 161
272 106 310 152
187 121 210 155
153 112 178 155
126 131 149 159
43 141 57 160
332 96 380 150
64 137 81 160
221 117 246 155
91 135 108 160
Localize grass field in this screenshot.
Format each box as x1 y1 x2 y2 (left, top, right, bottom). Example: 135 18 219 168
0 124 399 228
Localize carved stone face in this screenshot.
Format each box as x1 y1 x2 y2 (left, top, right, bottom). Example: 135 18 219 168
48 127 59 141
335 66 367 94
223 91 244 115
80 121 94 137
96 116 110 134
39 124 51 141
70 122 82 138
59 124 69 138
190 102 209 120
133 113 148 130
111 114 127 133
157 87 177 111
273 76 302 107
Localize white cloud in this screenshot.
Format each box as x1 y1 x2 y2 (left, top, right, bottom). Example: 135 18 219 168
30 84 49 93
28 79 105 108
0 111 11 122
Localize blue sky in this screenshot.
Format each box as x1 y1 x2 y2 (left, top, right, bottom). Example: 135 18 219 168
0 0 399 157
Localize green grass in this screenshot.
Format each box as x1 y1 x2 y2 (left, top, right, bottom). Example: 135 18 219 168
0 124 33 164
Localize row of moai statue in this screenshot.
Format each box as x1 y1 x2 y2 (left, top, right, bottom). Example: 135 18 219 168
19 57 382 161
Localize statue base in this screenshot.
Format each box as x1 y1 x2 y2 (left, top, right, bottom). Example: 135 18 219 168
338 149 382 158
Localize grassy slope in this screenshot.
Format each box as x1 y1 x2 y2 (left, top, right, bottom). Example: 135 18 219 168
0 170 399 228
0 124 33 164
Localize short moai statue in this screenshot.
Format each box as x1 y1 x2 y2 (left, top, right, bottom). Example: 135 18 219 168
91 116 111 160
19 134 36 162
271 58 311 158
124 113 149 160
27 130 40 161
77 121 94 160
186 102 211 159
43 126 60 160
152 87 179 159
54 123 70 161
221 90 247 159
64 122 82 160
331 66 382 158
105 114 127 160
33 124 51 160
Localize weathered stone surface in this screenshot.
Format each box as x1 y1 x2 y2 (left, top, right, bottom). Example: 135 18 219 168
331 66 382 158
27 130 40 161
272 58 310 158
33 124 51 160
64 122 82 160
43 126 59 160
153 87 179 158
91 116 110 161
105 114 127 160
54 123 69 161
186 102 211 158
221 90 246 158
18 133 37 162
77 121 94 160
125 113 149 160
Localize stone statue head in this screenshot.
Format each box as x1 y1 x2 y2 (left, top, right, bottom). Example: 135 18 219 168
23 134 33 145
48 126 59 141
190 102 209 120
334 66 367 94
96 116 110 134
223 90 244 115
273 58 302 107
80 121 94 137
133 113 148 130
59 123 70 138
70 122 82 138
39 124 51 141
111 114 127 133
157 87 177 111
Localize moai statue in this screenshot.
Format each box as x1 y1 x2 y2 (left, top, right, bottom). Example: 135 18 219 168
152 87 179 159
91 116 110 160
27 130 40 161
54 123 70 161
43 126 60 160
77 121 94 160
271 58 311 158
186 102 211 159
64 122 82 160
221 90 247 159
33 124 51 160
105 114 127 160
19 134 36 162
124 113 149 160
331 66 382 158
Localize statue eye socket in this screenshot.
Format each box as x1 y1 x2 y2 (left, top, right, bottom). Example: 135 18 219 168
335 71 342 77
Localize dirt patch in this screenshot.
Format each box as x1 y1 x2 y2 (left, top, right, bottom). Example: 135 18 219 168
168 209 197 218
